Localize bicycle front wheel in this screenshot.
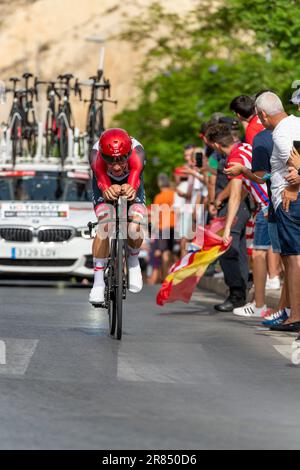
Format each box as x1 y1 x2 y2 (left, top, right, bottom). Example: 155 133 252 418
59 119 68 166
87 109 96 156
107 255 116 337
45 110 56 159
11 117 23 165
27 127 37 158
114 236 124 340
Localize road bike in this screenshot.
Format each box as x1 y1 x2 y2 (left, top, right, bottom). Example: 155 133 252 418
22 73 39 158
36 79 61 160
56 74 75 165
6 73 39 165
88 197 129 340
75 76 117 157
37 74 75 165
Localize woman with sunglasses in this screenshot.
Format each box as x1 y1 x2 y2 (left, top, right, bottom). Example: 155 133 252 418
89 128 146 305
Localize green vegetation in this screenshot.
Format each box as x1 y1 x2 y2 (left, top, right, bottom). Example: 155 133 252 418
113 0 300 199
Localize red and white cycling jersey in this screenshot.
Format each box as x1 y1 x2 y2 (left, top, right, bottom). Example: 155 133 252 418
226 142 269 210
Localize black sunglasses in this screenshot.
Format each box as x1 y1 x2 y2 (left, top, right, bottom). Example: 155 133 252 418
101 151 132 164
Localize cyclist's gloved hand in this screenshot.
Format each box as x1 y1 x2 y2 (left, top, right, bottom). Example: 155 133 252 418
121 184 136 201
104 185 122 201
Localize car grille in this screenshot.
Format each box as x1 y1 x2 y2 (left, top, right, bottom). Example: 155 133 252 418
0 258 76 267
38 228 74 243
0 226 75 243
0 227 33 242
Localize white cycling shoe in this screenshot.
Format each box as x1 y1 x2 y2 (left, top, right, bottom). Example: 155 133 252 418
128 263 143 293
89 285 105 305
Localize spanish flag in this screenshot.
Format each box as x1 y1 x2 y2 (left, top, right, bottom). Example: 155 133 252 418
156 218 231 306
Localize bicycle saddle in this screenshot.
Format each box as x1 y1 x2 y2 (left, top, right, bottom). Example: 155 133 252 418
58 74 74 81
22 73 33 79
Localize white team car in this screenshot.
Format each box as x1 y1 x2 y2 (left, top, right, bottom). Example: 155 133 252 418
0 163 97 279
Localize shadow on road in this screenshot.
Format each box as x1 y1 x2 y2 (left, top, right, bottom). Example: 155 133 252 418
0 276 91 289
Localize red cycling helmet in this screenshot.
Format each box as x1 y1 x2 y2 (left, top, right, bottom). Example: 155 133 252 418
99 128 132 164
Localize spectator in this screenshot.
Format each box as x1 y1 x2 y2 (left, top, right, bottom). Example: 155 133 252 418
206 123 251 312
173 150 208 256
174 144 195 185
290 87 300 112
173 166 191 256
230 95 264 145
147 204 162 285
147 239 162 285
224 127 287 320
199 121 219 217
255 91 300 331
180 151 208 205
153 173 175 279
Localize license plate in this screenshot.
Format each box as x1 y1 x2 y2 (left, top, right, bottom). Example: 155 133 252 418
11 247 57 259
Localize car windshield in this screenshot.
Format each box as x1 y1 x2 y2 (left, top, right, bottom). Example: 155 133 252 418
0 171 92 202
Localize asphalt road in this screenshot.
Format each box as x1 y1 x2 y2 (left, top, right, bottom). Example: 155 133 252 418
0 281 300 450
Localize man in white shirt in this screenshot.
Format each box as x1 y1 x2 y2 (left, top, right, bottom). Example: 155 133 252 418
255 92 300 331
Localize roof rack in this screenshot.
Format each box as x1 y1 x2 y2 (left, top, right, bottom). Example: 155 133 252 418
0 162 91 173
0 124 91 169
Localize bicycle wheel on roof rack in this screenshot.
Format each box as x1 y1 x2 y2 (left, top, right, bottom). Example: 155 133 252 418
45 109 56 159
96 105 105 138
26 126 37 159
59 118 68 167
87 115 96 157
11 116 23 166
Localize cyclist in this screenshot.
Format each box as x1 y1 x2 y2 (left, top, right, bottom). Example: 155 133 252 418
89 128 146 305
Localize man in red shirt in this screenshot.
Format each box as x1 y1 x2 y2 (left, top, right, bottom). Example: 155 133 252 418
230 95 264 145
206 123 269 315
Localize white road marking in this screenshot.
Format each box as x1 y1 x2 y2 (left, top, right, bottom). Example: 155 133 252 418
0 341 6 365
117 352 176 383
272 334 300 363
117 347 220 385
0 338 38 376
273 345 293 361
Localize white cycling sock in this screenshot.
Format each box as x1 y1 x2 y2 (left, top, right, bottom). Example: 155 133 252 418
93 258 107 287
128 246 140 268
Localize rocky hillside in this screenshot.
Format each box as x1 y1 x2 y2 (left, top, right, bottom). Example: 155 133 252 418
0 0 197 128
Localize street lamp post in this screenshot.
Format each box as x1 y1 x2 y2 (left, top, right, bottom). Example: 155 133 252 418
85 36 106 82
